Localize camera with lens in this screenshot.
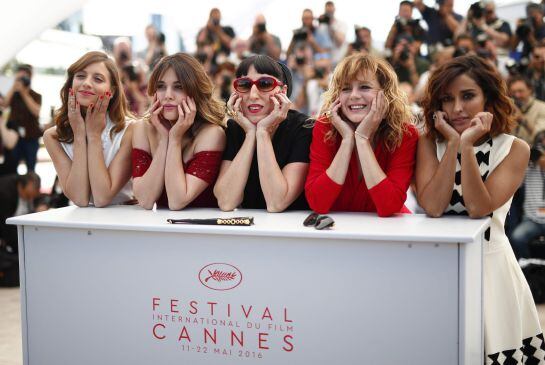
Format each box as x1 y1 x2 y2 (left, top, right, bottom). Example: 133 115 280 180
469 1 484 19
314 67 327 79
530 147 544 163
293 29 309 42
318 14 331 25
122 65 138 82
516 20 533 40
256 23 266 33
195 52 208 64
400 47 411 62
295 55 306 66
18 76 31 88
505 57 529 76
212 18 220 27
119 50 130 63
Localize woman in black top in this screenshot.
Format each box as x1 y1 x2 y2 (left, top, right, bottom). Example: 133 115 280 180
214 55 312 212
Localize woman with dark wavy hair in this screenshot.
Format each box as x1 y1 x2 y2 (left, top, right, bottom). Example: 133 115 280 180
416 55 543 363
131 53 226 210
44 51 134 207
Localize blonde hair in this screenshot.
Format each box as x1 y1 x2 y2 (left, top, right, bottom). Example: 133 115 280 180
320 53 413 151
146 53 225 134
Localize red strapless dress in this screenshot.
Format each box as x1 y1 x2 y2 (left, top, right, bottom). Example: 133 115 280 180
131 148 222 208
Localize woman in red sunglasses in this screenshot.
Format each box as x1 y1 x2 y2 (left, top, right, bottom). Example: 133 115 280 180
131 53 226 210
304 53 418 217
214 55 312 212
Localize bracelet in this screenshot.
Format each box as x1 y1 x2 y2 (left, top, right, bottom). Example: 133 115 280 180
354 131 370 140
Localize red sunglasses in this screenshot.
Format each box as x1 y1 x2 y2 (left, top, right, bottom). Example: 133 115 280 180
233 76 283 93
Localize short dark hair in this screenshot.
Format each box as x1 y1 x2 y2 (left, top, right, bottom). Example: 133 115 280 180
16 64 33 77
508 75 533 90
325 1 334 6
400 0 413 7
17 172 41 189
236 55 293 97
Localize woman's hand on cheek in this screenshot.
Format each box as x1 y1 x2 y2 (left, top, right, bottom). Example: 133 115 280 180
169 97 196 140
434 111 460 143
460 111 492 146
329 98 354 140
149 95 169 141
85 91 111 139
355 90 385 139
67 88 85 137
257 92 291 135
227 92 255 134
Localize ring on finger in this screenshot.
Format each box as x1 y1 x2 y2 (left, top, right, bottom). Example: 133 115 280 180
325 110 333 119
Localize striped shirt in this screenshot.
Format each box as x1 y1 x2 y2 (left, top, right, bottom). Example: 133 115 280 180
523 165 545 224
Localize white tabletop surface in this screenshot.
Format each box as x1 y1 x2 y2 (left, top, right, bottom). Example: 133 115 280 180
7 206 489 243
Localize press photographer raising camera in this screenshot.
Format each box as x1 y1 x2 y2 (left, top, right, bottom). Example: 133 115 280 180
512 3 545 58
287 9 331 58
385 1 425 51
248 14 282 60
455 1 511 50
1 64 42 172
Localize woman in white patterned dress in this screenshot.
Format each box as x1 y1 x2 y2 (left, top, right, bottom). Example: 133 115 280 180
416 55 544 364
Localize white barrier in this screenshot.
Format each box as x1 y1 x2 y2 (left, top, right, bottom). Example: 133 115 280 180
8 206 488 365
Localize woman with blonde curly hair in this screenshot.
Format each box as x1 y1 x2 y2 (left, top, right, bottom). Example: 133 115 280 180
304 53 418 216
131 53 226 210
44 51 134 207
416 55 542 363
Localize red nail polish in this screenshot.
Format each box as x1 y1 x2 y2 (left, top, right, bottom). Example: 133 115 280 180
100 95 104 100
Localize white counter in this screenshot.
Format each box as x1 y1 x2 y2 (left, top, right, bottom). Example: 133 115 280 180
8 206 489 365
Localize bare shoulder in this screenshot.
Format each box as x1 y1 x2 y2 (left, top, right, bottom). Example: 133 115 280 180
194 124 226 152
507 137 530 163
43 126 58 145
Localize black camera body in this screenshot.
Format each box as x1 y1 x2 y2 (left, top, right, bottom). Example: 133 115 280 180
212 19 220 27
318 14 331 25
293 29 308 42
469 1 484 19
516 22 533 39
256 23 266 33
18 76 31 88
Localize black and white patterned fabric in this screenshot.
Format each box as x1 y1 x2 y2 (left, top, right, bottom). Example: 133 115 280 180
436 135 545 365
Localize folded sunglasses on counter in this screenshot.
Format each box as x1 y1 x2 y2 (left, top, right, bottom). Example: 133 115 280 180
303 212 335 230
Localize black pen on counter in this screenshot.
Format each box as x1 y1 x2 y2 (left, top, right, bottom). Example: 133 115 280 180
167 217 254 226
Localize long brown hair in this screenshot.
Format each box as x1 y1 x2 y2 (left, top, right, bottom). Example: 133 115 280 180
54 51 129 143
422 55 515 140
319 53 413 152
146 53 225 134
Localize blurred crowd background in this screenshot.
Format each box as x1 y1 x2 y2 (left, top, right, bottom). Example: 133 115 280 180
4 0 545 266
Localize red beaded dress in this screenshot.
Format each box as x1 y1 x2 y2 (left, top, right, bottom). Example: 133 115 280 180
131 148 222 208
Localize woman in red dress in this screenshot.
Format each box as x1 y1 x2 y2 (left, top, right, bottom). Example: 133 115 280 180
305 53 418 217
131 53 226 209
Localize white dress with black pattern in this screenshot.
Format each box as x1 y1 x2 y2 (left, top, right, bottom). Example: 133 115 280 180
437 134 545 365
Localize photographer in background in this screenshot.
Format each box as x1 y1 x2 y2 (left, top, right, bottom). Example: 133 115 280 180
455 1 511 51
1 64 41 172
389 34 429 87
413 0 462 50
287 45 314 114
509 131 545 259
346 26 382 58
0 172 40 286
248 14 282 60
318 1 347 65
196 8 236 65
512 3 545 59
287 9 331 58
385 1 426 52
0 97 19 176
212 61 236 102
146 31 167 71
508 75 545 145
121 65 148 117
526 43 545 102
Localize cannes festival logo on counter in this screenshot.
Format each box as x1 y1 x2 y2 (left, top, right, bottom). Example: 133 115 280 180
199 263 243 291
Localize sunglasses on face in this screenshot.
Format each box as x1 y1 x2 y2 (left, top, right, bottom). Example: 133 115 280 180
303 212 335 230
233 77 283 93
